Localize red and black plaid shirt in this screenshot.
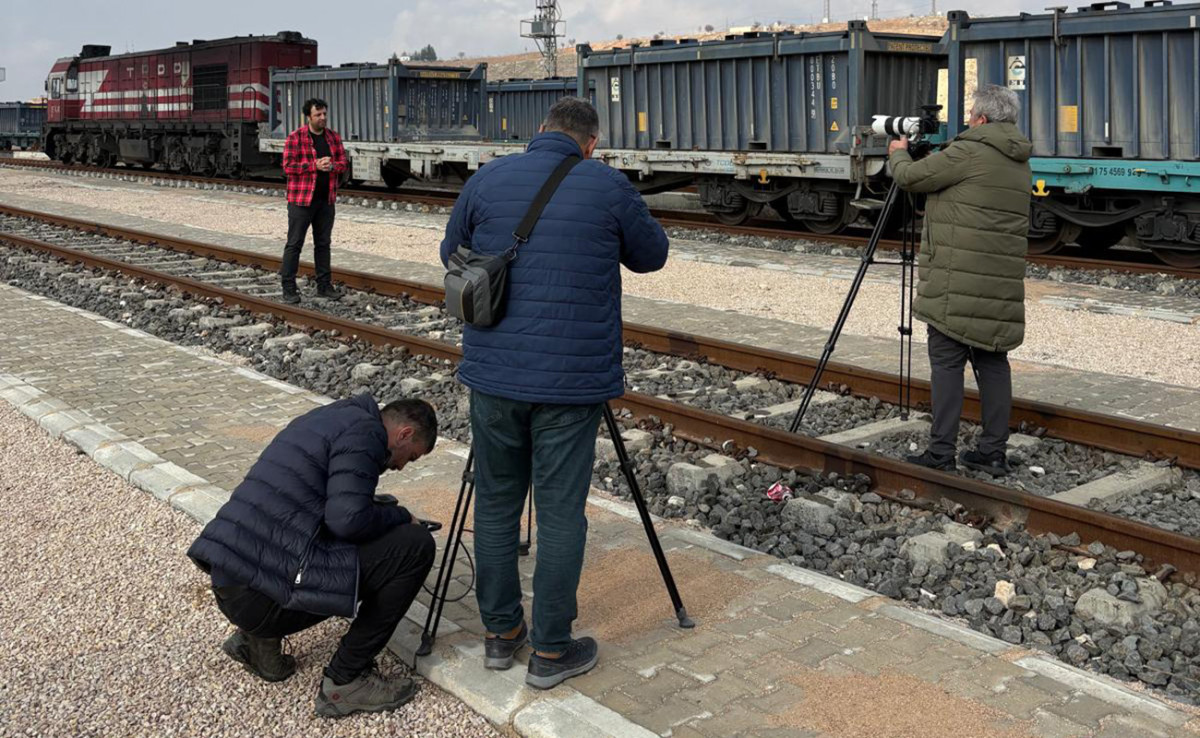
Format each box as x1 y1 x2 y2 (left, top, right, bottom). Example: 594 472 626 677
282 126 347 206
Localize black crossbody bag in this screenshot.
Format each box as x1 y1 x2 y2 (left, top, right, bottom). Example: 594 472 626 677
444 155 581 327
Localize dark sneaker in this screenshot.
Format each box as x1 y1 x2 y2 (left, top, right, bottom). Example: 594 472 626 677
222 630 296 682
484 621 528 671
281 290 301 305
960 449 1010 477
317 284 343 301
526 637 598 690
315 667 418 718
905 450 957 472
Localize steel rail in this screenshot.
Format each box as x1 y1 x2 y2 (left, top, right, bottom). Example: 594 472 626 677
2 201 1196 470
4 225 1199 575
3 157 1194 276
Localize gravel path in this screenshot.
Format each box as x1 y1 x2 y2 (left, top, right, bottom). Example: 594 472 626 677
2 170 1198 389
0 401 500 738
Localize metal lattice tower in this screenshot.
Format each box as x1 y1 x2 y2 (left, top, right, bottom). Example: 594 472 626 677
521 1 564 77
823 0 831 22
932 0 938 15
871 0 879 20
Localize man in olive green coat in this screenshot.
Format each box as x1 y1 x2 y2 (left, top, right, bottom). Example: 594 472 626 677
887 85 1032 476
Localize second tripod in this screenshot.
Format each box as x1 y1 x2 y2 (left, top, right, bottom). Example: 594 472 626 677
416 401 695 658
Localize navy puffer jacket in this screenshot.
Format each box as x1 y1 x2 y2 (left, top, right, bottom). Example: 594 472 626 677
187 394 412 617
440 132 669 404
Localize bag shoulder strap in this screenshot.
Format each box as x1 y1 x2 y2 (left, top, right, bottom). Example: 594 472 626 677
512 155 582 245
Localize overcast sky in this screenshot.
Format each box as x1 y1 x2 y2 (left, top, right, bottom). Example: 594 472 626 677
3 0 1048 101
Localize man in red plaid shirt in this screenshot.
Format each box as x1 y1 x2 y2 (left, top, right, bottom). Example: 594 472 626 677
280 98 348 303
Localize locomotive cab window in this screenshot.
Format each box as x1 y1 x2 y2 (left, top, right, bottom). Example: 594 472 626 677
49 78 62 99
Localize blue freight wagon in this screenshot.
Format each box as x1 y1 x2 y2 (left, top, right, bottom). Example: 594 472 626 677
577 24 947 229
944 1 1200 266
0 101 47 150
485 77 594 141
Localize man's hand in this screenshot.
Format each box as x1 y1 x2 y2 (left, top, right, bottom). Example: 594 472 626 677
316 157 332 172
888 136 909 155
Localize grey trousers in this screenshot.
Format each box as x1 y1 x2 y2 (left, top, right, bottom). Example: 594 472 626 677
927 325 1012 458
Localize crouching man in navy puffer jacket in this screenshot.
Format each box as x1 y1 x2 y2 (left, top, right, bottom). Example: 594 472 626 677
188 394 438 717
440 98 669 689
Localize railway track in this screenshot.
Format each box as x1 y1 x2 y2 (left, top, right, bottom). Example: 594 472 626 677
2 204 1198 579
3 157 1196 278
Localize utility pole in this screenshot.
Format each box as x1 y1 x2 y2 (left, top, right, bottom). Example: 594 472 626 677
521 0 564 77
932 0 938 16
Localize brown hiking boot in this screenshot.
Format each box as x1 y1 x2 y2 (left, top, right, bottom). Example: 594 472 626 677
315 667 419 718
222 630 296 682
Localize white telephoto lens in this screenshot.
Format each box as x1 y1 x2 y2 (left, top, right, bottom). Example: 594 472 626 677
871 115 920 137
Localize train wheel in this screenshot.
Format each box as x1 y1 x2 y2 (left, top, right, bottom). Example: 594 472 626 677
712 202 761 226
1074 223 1126 254
801 196 854 235
1027 222 1081 255
1151 248 1200 269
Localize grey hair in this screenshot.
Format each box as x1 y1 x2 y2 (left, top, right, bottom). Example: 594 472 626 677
971 84 1020 124
543 97 600 147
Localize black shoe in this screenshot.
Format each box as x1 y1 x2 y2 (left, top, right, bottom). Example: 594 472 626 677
905 450 957 472
281 289 301 305
222 630 296 682
526 637 598 690
484 621 528 671
960 449 1010 477
317 284 343 301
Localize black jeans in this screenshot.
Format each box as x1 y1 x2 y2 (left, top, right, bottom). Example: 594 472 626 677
280 200 335 290
212 523 435 684
469 389 603 653
927 325 1013 458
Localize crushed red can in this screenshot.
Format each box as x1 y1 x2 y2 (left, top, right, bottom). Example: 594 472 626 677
765 482 793 501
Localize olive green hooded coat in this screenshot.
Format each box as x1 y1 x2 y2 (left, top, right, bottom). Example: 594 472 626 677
889 122 1033 353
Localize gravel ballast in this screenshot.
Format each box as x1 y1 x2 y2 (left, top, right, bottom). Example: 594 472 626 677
6 244 1200 705
0 401 500 737
1092 471 1200 537
2 169 1197 389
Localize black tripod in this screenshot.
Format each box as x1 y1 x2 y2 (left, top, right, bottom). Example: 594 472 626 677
787 176 921 434
416 402 695 658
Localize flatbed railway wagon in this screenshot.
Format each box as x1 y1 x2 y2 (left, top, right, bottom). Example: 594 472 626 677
42 31 316 176
260 22 946 231
262 60 487 188
943 1 1200 267
575 24 946 230
0 101 47 150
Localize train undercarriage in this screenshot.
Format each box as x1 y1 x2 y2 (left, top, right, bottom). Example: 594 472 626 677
42 122 278 178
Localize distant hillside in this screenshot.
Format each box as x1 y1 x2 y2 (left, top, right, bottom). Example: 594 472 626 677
454 16 949 81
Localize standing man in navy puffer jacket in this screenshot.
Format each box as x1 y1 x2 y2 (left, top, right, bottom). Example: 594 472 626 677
187 395 438 717
440 97 669 689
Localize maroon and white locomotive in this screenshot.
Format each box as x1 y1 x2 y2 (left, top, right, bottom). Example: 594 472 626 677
43 31 315 176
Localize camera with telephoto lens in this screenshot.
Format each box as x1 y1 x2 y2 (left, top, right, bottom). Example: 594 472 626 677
871 105 942 158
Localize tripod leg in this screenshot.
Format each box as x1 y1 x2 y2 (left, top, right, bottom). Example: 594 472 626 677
518 486 533 556
604 403 695 628
898 191 918 420
788 180 904 435
417 450 476 658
